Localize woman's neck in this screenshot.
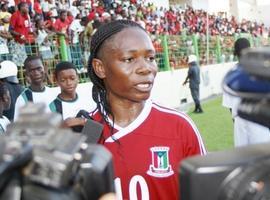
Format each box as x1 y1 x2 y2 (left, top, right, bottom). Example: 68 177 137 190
110 100 145 127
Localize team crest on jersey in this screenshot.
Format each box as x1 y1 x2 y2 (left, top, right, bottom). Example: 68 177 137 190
147 146 174 178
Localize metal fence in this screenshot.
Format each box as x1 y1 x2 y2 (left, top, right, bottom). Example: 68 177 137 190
3 33 269 86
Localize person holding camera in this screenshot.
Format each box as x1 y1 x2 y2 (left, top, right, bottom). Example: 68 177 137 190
222 37 270 147
87 20 206 200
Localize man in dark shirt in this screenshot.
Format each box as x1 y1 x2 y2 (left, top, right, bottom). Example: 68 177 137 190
0 60 24 121
183 54 203 113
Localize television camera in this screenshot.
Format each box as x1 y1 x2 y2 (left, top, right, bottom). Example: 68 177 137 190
0 103 115 200
179 47 270 200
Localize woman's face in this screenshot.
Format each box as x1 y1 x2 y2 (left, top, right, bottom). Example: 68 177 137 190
93 27 157 103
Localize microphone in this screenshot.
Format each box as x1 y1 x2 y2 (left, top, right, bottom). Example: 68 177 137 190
72 110 104 143
81 119 104 144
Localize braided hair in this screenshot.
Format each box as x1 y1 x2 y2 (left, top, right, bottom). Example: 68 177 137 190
88 20 145 126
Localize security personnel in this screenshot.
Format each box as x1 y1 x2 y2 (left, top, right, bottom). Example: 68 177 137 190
183 54 203 113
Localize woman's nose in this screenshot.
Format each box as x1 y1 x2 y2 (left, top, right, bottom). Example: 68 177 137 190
136 58 157 74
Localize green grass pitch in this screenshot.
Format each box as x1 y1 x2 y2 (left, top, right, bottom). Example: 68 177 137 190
187 96 234 152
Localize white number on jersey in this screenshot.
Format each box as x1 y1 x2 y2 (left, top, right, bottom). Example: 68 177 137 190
115 175 150 200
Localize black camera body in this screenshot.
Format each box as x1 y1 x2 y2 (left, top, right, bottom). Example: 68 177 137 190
0 103 114 200
179 47 270 200
180 143 270 200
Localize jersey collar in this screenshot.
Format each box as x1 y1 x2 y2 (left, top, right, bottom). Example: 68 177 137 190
105 99 152 143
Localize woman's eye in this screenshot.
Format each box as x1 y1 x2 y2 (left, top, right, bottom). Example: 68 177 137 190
123 58 134 63
147 56 156 62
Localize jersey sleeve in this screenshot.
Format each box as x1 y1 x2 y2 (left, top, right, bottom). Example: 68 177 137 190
179 113 207 156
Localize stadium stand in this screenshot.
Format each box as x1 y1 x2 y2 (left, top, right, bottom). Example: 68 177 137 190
2 0 270 86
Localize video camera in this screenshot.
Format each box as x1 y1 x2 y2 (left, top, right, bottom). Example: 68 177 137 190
179 47 270 200
0 103 115 200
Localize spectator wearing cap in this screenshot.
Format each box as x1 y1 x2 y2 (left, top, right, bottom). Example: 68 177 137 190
183 54 203 113
0 60 24 121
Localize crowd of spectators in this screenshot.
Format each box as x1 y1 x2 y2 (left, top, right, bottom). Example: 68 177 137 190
0 0 269 84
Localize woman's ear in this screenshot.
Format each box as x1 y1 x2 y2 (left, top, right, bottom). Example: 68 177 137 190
92 58 106 79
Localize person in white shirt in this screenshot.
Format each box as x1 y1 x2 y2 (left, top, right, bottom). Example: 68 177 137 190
69 1 80 18
35 18 56 84
14 55 58 120
35 18 54 60
0 23 12 60
69 15 88 73
49 61 96 129
0 83 11 134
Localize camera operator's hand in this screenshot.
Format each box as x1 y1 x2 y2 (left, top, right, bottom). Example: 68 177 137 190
61 117 87 129
98 193 117 200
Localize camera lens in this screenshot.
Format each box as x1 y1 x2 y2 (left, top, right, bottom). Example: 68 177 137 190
218 157 270 200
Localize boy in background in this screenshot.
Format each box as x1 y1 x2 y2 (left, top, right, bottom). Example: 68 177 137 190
49 61 95 128
14 55 58 120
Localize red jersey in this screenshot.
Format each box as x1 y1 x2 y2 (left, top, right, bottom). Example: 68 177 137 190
53 18 70 33
34 1 42 14
9 11 32 43
91 100 206 200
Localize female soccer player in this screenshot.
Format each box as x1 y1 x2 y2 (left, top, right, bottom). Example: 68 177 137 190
88 20 206 200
